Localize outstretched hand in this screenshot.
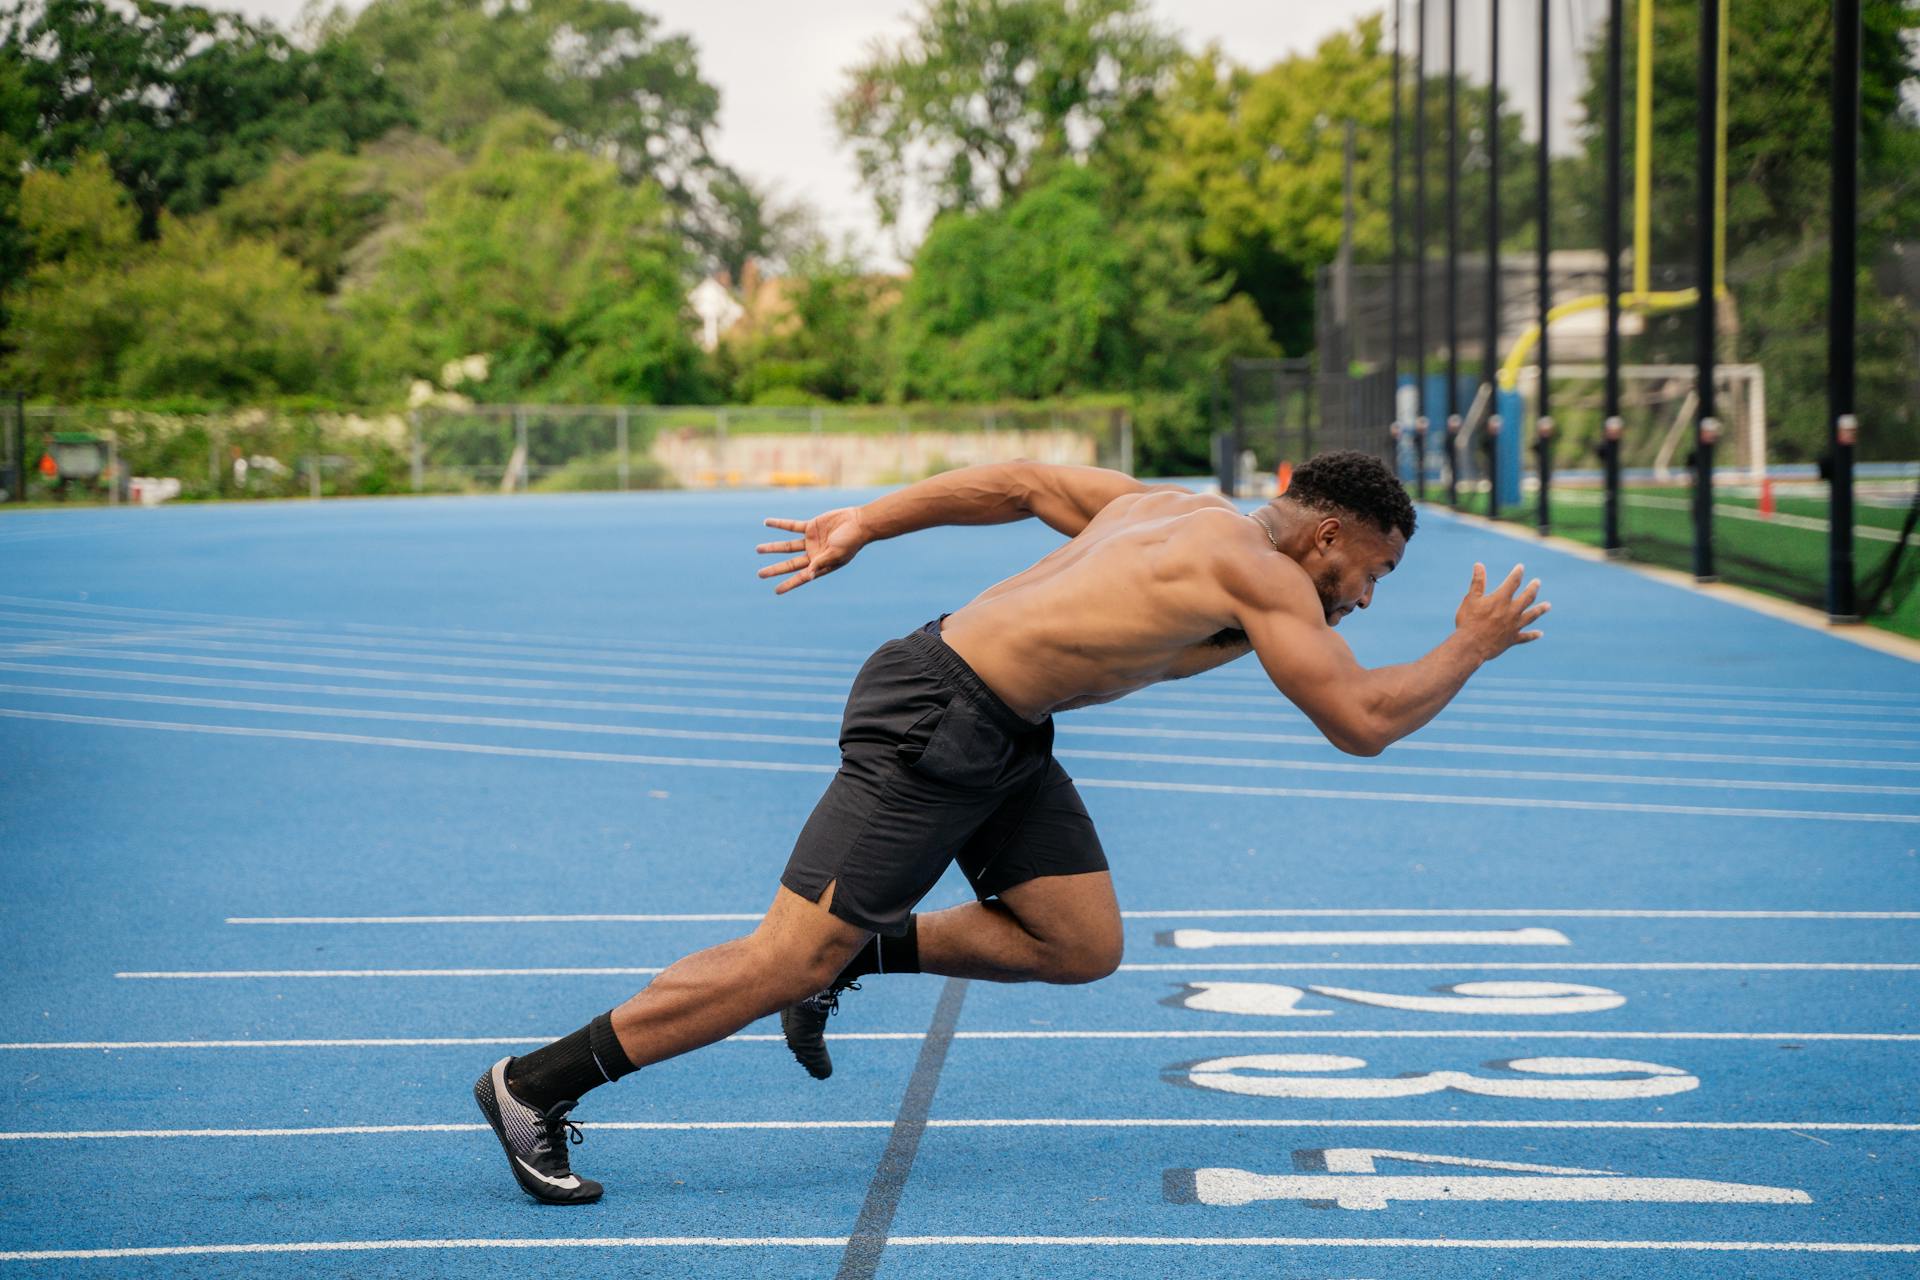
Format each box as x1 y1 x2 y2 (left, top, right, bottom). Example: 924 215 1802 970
756 506 869 595
1455 562 1551 660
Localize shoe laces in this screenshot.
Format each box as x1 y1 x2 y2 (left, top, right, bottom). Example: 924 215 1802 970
538 1100 585 1160
807 978 861 1016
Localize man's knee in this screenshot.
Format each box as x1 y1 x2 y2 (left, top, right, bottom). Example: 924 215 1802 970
1041 928 1124 985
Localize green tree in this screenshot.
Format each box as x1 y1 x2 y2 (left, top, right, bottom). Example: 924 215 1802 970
0 0 410 236
835 0 1180 227
893 166 1271 410
351 112 706 404
4 156 343 400
1149 22 1531 354
213 134 460 291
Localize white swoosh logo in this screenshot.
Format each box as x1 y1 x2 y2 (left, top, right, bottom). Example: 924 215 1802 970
515 1155 582 1191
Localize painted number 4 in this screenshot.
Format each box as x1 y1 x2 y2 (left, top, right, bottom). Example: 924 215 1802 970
1166 1148 1810 1211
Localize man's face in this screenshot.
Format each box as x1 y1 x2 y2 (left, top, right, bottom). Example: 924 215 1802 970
1308 518 1407 627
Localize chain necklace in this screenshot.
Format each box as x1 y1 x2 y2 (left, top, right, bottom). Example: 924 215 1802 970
1251 509 1280 553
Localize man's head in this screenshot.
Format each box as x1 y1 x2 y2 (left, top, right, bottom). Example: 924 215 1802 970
1271 450 1416 626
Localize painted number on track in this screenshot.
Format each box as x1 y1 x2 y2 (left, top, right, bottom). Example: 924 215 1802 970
1165 1149 1810 1211
1172 1053 1699 1100
1166 980 1627 1017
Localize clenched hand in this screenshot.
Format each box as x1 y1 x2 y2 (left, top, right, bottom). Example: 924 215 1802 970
756 507 869 595
1455 562 1550 660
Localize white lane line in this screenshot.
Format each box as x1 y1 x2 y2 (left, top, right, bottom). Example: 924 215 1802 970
113 962 1920 977
1161 929 1571 948
0 660 845 723
228 914 766 924
0 685 834 747
0 594 864 660
224 909 1920 924
15 621 1920 740
1121 962 1920 972
0 650 845 703
0 613 863 674
16 682 1920 797
895 1237 1918 1253
1475 673 1920 704
8 708 1913 823
0 709 839 775
9 1118 1920 1141
13 645 1920 751
1092 703 1920 745
2 1121 891 1139
115 968 668 979
2 1236 1914 1260
1072 776 1920 825
10 633 855 688
9 595 1916 705
8 661 1914 770
8 618 1918 730
6 1031 1919 1049
0 1239 849 1261
1060 747 1920 796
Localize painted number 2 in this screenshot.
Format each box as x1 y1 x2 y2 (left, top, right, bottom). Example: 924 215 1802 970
1166 979 1627 1017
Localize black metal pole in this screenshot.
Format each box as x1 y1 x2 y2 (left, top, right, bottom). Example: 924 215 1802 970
1390 0 1404 455
1602 0 1624 553
1445 0 1461 506
7 391 21 504
1485 0 1502 521
1828 0 1860 620
1535 0 1553 534
1693 0 1718 581
1414 0 1430 500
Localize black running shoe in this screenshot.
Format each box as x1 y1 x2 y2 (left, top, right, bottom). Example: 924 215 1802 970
473 1057 604 1204
780 980 860 1080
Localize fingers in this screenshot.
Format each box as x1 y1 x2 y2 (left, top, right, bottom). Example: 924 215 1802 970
1495 564 1525 599
1514 577 1542 608
756 554 809 580
763 517 806 533
1515 630 1544 643
755 539 806 555
772 568 815 595
1468 562 1487 595
1522 601 1551 626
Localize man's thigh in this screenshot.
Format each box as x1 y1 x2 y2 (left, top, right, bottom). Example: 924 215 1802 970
957 759 1111 905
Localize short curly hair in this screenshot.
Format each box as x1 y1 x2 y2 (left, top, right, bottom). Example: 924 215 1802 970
1280 449 1417 540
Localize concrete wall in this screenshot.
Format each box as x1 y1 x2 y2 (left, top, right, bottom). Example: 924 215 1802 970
649 427 1097 488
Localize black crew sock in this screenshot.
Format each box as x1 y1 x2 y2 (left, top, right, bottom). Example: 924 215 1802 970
506 1011 637 1109
839 914 921 982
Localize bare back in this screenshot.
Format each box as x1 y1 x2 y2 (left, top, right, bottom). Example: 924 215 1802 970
939 490 1293 719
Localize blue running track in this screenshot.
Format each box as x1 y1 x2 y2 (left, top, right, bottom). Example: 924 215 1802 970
0 489 1916 1278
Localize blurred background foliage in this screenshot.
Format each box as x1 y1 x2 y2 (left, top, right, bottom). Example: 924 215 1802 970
0 0 1914 474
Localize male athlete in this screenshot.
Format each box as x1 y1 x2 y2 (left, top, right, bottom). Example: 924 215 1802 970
474 450 1549 1203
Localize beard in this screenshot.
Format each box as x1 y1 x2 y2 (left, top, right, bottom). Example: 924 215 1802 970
1312 565 1345 623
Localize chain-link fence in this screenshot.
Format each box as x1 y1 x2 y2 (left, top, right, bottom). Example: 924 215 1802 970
2 403 1135 506
1370 0 1920 632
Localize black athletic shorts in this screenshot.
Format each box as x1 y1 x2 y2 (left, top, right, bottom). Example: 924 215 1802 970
781 617 1109 937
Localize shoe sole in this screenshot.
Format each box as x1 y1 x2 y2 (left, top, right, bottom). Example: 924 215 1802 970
781 1006 834 1080
474 1062 604 1205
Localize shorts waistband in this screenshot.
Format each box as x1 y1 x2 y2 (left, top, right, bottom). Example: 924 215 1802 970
904 616 1046 737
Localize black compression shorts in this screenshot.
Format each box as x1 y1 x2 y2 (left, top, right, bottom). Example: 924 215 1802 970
781 618 1109 937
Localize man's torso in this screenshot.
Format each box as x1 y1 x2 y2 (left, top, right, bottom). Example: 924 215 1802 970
939 490 1285 720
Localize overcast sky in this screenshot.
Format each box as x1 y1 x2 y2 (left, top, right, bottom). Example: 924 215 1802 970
225 0 1604 264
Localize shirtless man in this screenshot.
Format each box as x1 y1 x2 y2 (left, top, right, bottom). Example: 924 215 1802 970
474 449 1549 1203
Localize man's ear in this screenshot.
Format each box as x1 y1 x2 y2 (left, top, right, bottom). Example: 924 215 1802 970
1315 516 1342 552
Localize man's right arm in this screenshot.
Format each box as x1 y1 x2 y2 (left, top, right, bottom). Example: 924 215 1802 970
1232 558 1548 757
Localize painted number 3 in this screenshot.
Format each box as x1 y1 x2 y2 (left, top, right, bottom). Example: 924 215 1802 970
1173 1053 1701 1100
